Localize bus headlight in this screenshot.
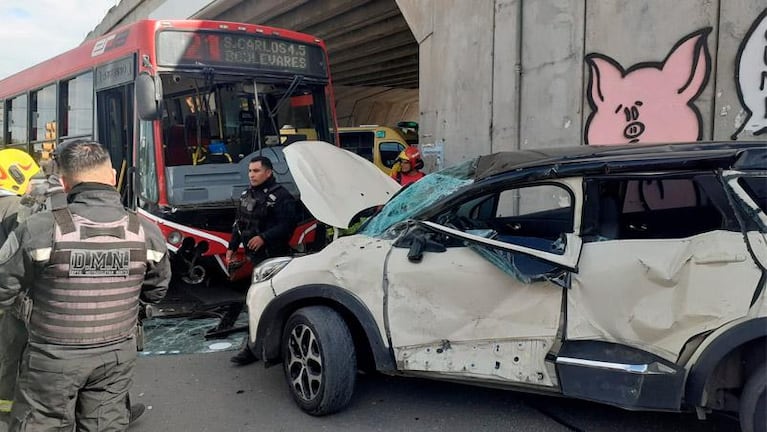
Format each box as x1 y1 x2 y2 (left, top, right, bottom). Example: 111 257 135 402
252 257 293 284
167 231 183 246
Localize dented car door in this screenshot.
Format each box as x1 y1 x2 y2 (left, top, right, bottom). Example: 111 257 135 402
384 178 583 388
568 173 762 362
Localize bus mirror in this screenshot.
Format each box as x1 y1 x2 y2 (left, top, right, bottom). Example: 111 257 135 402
136 73 161 120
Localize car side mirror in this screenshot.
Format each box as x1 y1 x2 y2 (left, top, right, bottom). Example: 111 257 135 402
408 236 425 262
397 228 447 263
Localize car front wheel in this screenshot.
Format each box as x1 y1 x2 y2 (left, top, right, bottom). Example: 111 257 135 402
740 363 766 432
282 306 357 415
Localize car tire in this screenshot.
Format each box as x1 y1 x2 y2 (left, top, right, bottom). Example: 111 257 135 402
282 306 357 415
740 363 766 432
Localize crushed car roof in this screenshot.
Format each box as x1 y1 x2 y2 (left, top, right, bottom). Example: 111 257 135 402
475 141 767 181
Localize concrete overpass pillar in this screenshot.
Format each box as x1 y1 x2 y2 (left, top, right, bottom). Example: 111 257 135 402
397 0 500 168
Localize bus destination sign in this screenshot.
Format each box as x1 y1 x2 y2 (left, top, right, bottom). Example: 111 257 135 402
222 36 308 70
157 31 327 78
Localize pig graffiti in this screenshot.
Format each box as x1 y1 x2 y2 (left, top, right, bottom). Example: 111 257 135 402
732 8 767 139
585 28 712 145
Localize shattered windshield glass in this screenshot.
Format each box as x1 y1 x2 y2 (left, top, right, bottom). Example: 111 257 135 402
360 158 478 237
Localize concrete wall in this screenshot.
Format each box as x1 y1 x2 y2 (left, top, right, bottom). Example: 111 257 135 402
87 0 218 38
334 86 419 127
398 0 767 168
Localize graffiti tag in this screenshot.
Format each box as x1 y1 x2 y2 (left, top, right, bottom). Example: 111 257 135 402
584 28 712 145
733 8 767 139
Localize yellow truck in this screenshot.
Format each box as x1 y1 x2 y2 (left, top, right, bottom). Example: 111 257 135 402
337 125 409 175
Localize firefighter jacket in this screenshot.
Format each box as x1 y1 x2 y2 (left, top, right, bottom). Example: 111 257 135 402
228 176 298 258
393 170 425 187
0 191 21 246
0 182 170 345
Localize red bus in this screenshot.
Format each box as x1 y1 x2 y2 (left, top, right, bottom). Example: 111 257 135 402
0 19 337 291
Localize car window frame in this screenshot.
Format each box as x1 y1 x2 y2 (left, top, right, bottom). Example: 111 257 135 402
419 221 581 270
724 170 767 228
420 177 583 270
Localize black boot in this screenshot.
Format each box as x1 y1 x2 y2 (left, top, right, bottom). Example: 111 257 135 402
230 345 258 366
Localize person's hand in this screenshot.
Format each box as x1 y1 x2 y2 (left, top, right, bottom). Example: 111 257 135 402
225 250 234 262
247 236 265 251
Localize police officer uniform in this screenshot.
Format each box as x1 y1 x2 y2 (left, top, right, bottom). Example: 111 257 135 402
228 175 297 366
228 176 298 264
0 190 20 247
0 182 171 431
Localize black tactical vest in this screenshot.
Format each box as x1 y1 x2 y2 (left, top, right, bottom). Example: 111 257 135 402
27 208 147 346
236 183 282 239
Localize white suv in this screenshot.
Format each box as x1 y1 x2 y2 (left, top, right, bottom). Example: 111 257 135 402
245 141 766 432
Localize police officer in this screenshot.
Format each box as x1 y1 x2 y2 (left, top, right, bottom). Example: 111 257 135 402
0 140 171 431
226 155 297 265
226 156 298 365
0 149 39 420
3 147 148 427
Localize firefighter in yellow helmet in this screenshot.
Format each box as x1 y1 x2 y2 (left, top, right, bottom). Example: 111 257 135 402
0 148 39 418
0 149 40 245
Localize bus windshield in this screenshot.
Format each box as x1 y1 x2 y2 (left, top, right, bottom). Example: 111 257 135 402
161 76 330 166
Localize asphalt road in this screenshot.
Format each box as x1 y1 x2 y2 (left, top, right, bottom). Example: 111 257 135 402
128 350 740 432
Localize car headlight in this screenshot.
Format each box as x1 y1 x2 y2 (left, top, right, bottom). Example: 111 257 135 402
252 257 293 284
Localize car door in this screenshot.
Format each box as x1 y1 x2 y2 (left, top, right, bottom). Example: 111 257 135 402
385 178 582 388
569 173 762 363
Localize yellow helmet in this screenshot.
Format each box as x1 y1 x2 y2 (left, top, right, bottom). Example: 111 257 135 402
0 148 40 195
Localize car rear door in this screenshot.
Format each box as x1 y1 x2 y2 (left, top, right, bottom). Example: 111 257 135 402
569 173 762 363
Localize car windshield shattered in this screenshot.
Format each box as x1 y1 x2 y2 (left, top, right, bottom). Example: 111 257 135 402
360 158 478 237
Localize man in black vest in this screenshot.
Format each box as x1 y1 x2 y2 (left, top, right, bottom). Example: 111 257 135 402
226 156 297 265
0 140 170 431
226 156 298 365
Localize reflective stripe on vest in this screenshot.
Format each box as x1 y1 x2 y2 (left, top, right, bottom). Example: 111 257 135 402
28 208 147 346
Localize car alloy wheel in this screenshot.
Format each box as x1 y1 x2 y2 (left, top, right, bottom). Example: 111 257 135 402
282 306 356 415
286 323 322 401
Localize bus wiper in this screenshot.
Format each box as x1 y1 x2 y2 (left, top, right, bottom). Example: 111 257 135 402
268 75 304 118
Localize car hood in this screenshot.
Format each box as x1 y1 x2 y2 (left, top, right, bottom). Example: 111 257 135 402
284 141 401 229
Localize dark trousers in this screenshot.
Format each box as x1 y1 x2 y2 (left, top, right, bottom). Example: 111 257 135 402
0 312 26 401
10 338 136 432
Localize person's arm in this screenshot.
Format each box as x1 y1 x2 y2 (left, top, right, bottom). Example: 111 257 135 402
259 193 297 248
0 196 22 245
0 225 30 309
228 195 244 256
390 166 399 180
228 221 242 250
140 222 171 304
